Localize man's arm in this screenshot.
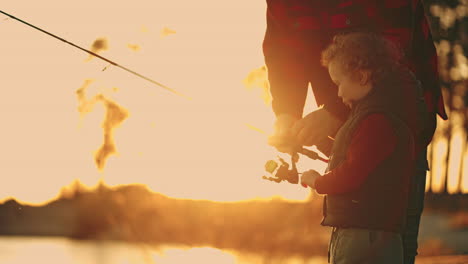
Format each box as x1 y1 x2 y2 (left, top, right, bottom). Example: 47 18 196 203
264 7 346 151
263 3 309 120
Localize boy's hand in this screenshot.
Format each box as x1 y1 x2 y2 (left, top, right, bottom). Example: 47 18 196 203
300 169 321 189
268 114 299 153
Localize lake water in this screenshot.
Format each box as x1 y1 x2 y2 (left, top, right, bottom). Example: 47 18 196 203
2 211 466 264
0 237 327 264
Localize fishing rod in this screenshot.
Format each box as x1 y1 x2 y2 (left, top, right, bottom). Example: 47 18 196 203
0 10 190 100
248 124 329 185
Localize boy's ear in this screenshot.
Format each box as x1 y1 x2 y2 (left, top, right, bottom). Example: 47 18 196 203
359 70 371 86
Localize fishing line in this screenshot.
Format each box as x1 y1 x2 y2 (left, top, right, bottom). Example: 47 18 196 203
0 10 191 100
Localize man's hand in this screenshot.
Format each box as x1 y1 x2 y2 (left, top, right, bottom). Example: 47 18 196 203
300 169 321 189
291 108 343 146
268 114 300 153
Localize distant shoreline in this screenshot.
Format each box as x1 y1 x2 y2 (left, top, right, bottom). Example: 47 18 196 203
1 184 467 257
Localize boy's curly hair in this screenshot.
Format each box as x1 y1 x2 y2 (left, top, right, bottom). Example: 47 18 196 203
321 32 403 84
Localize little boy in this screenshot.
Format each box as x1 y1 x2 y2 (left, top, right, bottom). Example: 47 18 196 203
301 32 425 264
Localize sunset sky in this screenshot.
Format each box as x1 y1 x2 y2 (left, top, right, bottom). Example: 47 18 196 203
0 1 325 204
3 1 466 205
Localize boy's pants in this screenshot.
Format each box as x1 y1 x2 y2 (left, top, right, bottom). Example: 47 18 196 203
329 227 403 264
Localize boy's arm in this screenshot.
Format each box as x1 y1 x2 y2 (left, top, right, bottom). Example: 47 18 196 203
315 114 397 195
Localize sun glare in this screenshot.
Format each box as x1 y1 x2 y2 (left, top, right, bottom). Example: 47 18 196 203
431 138 448 193
0 1 320 205
152 247 236 264
447 112 465 193
1 1 465 206
463 148 468 193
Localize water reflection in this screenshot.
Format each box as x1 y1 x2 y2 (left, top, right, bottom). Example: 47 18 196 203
0 237 327 264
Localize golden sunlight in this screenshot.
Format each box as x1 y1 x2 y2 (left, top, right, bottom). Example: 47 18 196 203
463 148 468 193
431 138 448 193
152 247 235 264
0 0 319 204
4 0 463 205
446 112 465 193
243 66 271 105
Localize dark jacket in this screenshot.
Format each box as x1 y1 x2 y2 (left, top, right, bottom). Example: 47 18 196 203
320 68 420 232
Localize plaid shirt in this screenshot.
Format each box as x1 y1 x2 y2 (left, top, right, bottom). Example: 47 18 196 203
263 0 448 121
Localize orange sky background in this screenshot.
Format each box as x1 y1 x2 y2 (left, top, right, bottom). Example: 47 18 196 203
2 1 466 205
0 1 325 204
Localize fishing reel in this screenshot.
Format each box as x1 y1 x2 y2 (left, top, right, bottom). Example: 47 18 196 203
262 154 300 184
262 147 328 185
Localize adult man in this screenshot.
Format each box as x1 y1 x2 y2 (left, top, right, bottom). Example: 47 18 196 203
263 1 447 264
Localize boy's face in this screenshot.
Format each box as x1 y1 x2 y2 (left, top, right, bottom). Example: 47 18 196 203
328 61 372 108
